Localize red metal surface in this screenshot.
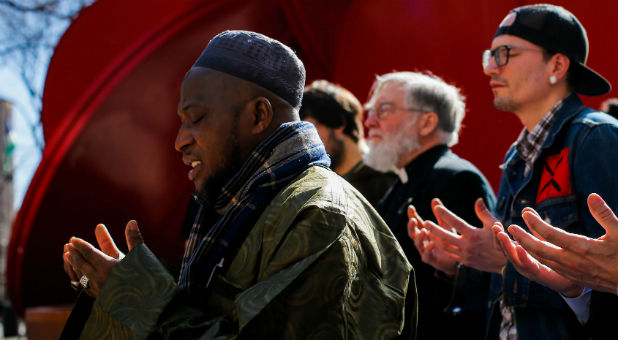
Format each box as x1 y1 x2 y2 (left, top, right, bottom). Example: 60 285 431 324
7 0 618 314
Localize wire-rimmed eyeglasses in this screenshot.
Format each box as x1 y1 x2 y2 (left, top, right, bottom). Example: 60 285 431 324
366 103 426 120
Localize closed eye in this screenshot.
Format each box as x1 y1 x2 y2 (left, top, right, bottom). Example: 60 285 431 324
192 115 205 125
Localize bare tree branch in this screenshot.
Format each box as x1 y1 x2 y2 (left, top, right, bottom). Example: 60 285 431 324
0 0 94 151
0 0 72 19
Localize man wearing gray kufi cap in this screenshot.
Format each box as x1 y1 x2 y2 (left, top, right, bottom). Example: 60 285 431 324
61 30 414 339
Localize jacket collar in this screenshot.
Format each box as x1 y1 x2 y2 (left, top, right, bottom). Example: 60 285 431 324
402 144 450 180
501 93 585 171
540 92 586 151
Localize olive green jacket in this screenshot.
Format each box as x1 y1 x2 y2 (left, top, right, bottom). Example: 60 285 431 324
80 166 414 339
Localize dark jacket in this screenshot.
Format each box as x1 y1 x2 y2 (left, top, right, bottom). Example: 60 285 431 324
489 93 618 340
378 145 496 340
343 160 397 208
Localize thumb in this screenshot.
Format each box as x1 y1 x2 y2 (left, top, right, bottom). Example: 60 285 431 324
125 220 145 251
475 198 498 229
588 193 618 239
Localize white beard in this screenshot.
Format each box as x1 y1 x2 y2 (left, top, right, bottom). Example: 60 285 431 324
364 119 421 173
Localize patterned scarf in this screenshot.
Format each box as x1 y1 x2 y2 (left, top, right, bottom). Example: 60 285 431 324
178 121 330 293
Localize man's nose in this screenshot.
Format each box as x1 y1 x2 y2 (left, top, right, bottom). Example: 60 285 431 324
174 126 193 152
364 111 379 129
483 56 499 76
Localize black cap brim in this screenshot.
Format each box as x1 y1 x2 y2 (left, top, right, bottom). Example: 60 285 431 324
571 62 611 96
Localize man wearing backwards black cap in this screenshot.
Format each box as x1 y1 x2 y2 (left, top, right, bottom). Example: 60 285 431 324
61 30 413 339
418 4 618 339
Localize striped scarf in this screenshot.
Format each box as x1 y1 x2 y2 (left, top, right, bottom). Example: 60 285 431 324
178 121 330 293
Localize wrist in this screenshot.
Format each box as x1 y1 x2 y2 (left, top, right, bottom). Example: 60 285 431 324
561 285 585 298
494 259 508 275
442 263 458 278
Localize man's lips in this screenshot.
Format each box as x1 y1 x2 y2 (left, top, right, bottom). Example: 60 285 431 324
489 80 506 89
182 156 202 181
367 131 383 141
188 162 201 181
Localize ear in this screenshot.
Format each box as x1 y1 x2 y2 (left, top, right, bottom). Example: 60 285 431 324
249 97 274 135
333 125 345 136
418 112 439 137
549 53 570 81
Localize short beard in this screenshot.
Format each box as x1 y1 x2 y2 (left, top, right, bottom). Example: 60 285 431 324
195 114 242 209
364 120 421 172
327 130 345 172
493 96 520 112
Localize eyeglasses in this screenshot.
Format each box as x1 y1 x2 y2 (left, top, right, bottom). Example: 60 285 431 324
482 44 544 69
366 103 425 120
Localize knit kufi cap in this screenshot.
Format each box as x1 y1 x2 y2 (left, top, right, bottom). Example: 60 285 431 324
193 30 306 107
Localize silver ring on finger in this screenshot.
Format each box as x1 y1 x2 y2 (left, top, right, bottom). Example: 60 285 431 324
80 275 90 289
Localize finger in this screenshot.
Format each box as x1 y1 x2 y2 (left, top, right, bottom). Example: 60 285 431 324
491 222 505 233
429 236 464 263
65 243 98 279
514 243 561 272
425 222 463 260
522 207 541 217
409 205 425 225
521 208 544 240
522 211 591 251
63 251 77 278
588 193 618 239
507 225 564 268
64 248 100 298
475 198 499 229
414 228 427 253
514 245 537 269
431 198 449 228
421 237 435 263
432 204 474 236
70 237 115 268
63 243 79 282
408 218 419 240
125 220 144 251
424 219 462 247
507 224 544 246
495 229 520 265
95 224 121 259
507 223 566 265
511 244 547 281
431 198 444 208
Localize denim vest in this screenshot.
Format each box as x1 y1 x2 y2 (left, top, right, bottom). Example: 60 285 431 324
488 93 618 339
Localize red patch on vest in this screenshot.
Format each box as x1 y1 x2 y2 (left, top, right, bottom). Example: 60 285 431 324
536 147 571 204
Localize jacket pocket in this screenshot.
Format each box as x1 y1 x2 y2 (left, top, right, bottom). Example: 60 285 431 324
534 194 578 230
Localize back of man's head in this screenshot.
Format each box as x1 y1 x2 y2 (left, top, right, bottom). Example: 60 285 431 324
369 71 466 146
300 80 364 143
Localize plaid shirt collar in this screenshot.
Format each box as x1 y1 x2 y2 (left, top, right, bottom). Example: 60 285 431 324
514 98 565 176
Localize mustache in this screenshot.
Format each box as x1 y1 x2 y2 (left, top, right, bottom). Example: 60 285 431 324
490 76 508 84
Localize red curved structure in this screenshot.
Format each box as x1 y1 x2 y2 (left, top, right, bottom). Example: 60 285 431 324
7 0 618 314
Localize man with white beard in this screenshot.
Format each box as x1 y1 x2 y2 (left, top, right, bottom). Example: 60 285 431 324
364 71 496 340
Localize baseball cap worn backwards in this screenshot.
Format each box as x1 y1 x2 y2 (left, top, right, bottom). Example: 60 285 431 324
193 30 306 108
494 3 611 96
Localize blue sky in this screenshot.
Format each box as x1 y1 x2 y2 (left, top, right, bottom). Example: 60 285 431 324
0 66 43 211
0 0 93 212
